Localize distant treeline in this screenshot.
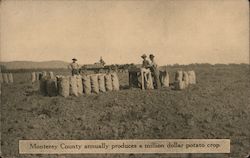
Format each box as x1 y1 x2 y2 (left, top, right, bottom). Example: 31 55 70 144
165 63 249 68
0 64 138 73
0 68 68 73
0 63 248 73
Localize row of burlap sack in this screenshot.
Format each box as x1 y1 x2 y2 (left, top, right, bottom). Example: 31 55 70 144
145 70 195 90
143 70 170 90
0 73 14 84
174 70 196 90
40 73 120 97
31 71 54 83
141 68 169 89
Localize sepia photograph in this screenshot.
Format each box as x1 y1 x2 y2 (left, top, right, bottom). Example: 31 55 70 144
0 0 249 157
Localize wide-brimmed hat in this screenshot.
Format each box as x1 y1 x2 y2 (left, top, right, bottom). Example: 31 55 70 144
72 58 77 61
149 54 155 58
141 54 147 58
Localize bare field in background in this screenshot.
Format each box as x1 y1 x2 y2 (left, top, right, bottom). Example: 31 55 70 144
1 64 250 158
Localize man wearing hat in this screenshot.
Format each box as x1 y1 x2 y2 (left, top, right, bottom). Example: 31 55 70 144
149 54 161 89
141 54 150 68
140 54 154 89
69 58 80 76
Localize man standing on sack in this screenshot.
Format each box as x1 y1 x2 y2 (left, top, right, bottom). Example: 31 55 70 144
68 58 80 76
149 54 161 89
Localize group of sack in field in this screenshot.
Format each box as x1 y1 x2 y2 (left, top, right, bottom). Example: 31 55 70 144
143 70 196 90
173 70 196 90
0 73 14 84
32 71 120 97
0 73 14 95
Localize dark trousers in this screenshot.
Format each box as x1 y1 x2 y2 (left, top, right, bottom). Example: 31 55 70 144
151 68 161 89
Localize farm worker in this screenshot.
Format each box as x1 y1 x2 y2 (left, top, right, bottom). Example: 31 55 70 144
149 54 161 89
68 58 80 76
100 56 106 66
141 54 150 68
140 54 153 89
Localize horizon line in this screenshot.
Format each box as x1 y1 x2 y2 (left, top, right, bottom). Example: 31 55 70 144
0 60 249 66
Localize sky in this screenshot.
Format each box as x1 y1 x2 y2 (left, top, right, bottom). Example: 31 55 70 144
0 0 249 65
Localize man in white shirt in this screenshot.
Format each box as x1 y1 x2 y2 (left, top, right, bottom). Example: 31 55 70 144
68 58 80 76
141 54 150 68
149 54 161 89
140 54 154 89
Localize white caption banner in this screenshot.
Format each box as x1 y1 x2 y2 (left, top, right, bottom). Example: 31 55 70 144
19 139 230 154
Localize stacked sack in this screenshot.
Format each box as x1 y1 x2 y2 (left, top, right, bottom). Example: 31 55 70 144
98 74 106 93
159 70 170 88
183 71 189 87
39 72 49 96
8 73 14 83
174 70 196 90
31 72 37 83
39 71 58 96
46 72 58 97
0 73 1 95
0 73 3 84
39 72 120 97
90 74 99 94
83 72 120 94
57 75 70 97
0 73 14 84
76 75 83 96
31 72 42 83
111 73 120 91
69 75 79 96
188 70 196 84
82 75 91 94
174 71 185 90
104 73 113 91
